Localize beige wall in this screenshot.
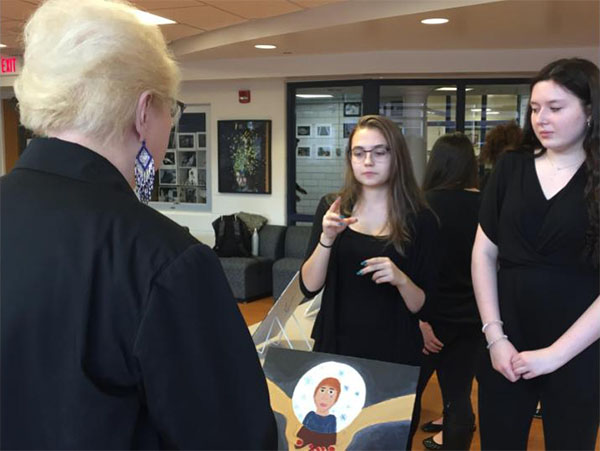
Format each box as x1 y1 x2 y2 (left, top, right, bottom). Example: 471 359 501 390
3 46 598 243
157 78 287 245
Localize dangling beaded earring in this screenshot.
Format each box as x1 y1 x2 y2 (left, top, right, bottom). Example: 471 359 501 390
587 117 592 128
135 140 155 204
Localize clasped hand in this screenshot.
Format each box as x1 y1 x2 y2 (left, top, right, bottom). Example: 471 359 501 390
490 340 563 382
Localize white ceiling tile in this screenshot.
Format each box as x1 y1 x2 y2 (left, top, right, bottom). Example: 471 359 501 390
203 1 302 19
162 23 204 42
159 5 246 30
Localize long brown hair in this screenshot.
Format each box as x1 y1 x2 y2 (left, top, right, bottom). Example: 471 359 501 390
339 115 427 254
423 132 478 191
480 122 523 166
522 58 599 265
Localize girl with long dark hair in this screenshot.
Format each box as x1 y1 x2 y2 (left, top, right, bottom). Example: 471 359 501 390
418 133 482 450
472 57 599 449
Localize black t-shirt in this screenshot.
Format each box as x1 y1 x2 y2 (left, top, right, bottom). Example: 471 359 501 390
336 228 423 364
424 189 481 324
479 151 598 348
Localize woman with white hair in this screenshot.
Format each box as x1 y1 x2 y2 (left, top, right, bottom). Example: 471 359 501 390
0 0 277 449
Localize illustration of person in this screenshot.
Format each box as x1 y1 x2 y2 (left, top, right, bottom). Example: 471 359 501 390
295 377 341 450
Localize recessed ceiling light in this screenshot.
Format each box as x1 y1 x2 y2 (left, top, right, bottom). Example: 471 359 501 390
487 111 500 115
255 44 277 50
421 18 449 25
435 87 473 92
0 44 7 48
471 108 492 112
296 94 334 99
132 10 175 25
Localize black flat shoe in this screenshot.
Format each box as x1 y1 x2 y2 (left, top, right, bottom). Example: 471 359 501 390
421 420 443 433
423 436 443 450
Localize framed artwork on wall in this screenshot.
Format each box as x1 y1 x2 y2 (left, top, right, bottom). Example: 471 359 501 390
297 145 312 158
316 145 333 159
315 124 332 137
162 151 175 167
344 102 361 117
177 132 196 150
218 120 272 194
296 124 312 138
343 122 357 138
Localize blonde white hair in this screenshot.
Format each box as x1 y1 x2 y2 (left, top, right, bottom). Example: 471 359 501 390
14 0 180 144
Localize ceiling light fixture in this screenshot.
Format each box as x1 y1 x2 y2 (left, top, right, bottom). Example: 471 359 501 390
421 18 449 25
296 94 334 99
255 44 277 50
435 87 473 92
0 44 7 48
132 10 175 25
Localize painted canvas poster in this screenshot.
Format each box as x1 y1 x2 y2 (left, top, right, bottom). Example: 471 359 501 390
263 348 419 450
218 120 271 193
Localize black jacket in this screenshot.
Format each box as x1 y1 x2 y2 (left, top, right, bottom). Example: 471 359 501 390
1 138 277 450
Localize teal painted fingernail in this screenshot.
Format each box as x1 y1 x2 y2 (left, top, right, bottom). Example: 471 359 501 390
360 260 367 266
356 269 362 275
338 222 345 226
339 215 346 219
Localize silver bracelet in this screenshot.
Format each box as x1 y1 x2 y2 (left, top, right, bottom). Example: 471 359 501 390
482 320 504 333
486 334 508 349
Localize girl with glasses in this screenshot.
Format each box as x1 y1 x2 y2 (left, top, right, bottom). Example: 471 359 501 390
300 114 439 449
472 58 599 449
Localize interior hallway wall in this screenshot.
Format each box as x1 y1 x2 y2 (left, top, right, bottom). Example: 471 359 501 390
157 78 287 245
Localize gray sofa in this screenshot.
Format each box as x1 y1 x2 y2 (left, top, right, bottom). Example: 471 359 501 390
219 224 286 302
272 225 312 300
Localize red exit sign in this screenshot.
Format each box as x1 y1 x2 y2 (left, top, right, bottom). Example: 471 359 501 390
1 57 17 73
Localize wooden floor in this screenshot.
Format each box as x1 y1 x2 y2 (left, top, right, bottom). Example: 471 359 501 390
238 296 597 450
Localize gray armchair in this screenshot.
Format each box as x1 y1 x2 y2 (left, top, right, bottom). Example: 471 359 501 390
272 225 311 300
219 224 286 302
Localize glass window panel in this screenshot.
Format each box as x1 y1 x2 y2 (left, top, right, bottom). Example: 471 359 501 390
465 84 530 154
295 86 363 216
379 85 456 179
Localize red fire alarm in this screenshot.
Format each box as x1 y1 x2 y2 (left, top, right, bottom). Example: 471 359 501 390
239 90 251 103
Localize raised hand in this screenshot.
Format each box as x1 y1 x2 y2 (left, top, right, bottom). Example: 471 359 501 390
320 197 358 246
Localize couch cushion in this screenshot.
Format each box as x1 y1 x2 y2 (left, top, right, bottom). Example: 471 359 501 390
219 256 274 301
259 225 286 260
284 226 311 259
272 257 303 301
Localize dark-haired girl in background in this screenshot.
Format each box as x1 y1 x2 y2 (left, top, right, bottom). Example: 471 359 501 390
300 115 439 449
417 133 482 450
472 58 599 449
479 121 523 191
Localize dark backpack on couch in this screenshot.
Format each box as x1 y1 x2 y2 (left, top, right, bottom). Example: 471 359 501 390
212 214 252 257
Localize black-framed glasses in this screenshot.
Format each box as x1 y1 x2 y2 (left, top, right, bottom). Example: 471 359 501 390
350 145 390 162
170 100 185 123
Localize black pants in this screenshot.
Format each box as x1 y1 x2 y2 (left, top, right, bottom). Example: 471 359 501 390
413 321 482 450
478 341 599 450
